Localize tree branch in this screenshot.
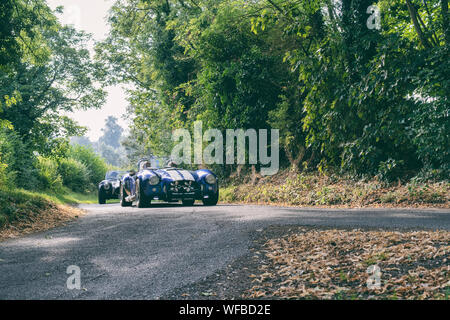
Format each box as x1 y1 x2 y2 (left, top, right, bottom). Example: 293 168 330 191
266 0 284 14
442 0 449 44
406 0 432 48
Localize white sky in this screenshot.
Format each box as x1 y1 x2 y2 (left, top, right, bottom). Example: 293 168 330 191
46 0 129 141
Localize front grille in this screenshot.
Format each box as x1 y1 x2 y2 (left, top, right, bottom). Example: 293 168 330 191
169 180 199 194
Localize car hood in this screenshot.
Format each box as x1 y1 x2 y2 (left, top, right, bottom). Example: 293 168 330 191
156 168 196 181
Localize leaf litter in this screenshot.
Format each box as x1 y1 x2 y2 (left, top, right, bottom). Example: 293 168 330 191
245 227 449 300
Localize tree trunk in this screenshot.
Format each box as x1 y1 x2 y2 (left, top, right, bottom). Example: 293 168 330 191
307 150 317 168
406 0 432 48
285 146 305 172
236 164 243 178
251 165 261 185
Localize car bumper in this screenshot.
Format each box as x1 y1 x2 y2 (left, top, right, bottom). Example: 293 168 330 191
142 182 218 201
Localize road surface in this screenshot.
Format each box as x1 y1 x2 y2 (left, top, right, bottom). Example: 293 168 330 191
0 203 449 299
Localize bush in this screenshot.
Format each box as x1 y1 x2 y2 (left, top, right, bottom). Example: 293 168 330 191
0 128 39 189
0 159 7 188
35 156 63 192
68 145 108 186
411 99 449 179
58 158 90 193
0 129 18 188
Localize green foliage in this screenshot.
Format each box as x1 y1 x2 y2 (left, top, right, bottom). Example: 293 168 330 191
27 145 108 193
68 145 108 186
409 46 450 177
0 0 107 195
121 126 154 166
0 24 106 141
57 158 90 193
96 0 449 181
0 128 38 188
1 128 109 193
0 129 15 187
35 156 63 192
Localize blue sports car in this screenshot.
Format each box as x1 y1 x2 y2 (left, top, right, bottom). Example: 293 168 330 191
120 159 219 208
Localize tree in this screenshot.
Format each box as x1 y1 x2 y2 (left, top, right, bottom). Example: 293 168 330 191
98 116 125 166
99 116 124 149
0 25 106 146
121 126 154 166
70 136 94 149
95 0 202 157
98 0 449 180
0 0 107 188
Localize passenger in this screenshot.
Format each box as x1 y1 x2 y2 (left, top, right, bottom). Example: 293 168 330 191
139 160 152 171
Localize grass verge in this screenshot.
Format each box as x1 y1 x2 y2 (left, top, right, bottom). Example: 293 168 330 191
220 171 449 208
0 188 88 241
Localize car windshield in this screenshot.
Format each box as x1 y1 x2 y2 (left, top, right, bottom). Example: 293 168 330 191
105 171 125 180
138 157 169 170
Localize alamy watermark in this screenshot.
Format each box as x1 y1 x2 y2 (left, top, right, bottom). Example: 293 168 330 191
367 4 381 30
66 265 81 290
170 121 279 176
366 265 382 290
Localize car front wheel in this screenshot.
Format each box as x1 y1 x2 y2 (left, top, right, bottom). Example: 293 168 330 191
202 192 218 206
98 189 106 204
136 179 151 208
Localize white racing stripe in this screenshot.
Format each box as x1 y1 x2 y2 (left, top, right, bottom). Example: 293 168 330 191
164 169 195 181
176 170 195 181
165 170 182 181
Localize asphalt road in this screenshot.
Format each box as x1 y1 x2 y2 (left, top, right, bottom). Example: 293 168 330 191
0 203 449 299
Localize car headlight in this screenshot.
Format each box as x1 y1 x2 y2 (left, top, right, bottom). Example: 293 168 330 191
205 174 217 185
149 175 160 185
103 183 111 190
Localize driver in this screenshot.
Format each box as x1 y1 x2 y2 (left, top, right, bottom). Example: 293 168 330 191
167 160 177 168
109 171 118 179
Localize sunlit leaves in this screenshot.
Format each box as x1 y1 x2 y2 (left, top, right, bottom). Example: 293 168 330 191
98 0 449 179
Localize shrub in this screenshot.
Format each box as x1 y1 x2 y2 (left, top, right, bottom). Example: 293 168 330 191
0 159 7 187
0 128 39 189
68 145 108 186
35 156 63 192
0 129 17 188
58 158 90 193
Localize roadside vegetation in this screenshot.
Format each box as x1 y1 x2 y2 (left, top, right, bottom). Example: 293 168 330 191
1 0 449 238
0 188 83 241
98 0 448 186
0 0 113 237
0 143 110 239
220 169 449 208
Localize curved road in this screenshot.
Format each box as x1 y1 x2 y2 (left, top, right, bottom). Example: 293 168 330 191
0 203 449 299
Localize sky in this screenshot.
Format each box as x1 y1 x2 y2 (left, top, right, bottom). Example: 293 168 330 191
46 0 129 141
